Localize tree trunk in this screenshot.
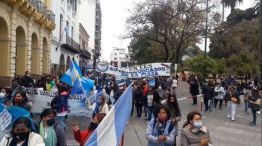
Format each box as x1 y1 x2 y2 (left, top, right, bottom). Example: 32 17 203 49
164 44 169 62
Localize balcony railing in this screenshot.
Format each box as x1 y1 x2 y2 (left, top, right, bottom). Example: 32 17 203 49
65 35 80 53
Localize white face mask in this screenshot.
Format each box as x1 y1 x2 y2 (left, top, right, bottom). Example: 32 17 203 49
193 121 203 129
0 92 6 98
159 87 162 89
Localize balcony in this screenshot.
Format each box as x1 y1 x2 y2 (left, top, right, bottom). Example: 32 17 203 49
61 35 80 53
2 0 55 31
80 49 91 59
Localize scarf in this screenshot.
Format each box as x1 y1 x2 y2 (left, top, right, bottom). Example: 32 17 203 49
39 121 57 146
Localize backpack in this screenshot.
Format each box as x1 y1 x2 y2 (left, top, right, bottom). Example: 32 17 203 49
152 119 174 135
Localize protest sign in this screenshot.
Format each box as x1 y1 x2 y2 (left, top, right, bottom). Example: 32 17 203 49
0 109 12 131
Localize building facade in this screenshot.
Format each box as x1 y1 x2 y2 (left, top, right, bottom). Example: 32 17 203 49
110 47 130 68
0 0 55 86
50 0 80 77
79 23 91 75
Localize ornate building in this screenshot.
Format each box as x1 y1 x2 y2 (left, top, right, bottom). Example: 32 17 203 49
0 0 55 86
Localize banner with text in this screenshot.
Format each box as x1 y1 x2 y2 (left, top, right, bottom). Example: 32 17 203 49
96 62 171 78
26 88 91 116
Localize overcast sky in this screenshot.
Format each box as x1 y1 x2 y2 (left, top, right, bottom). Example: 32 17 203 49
100 0 256 61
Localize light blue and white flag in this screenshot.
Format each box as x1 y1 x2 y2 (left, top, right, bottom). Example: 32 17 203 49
85 85 133 146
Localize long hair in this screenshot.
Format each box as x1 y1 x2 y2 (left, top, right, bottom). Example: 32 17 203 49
167 93 181 117
10 117 32 146
155 105 171 121
40 108 57 120
182 111 202 128
13 91 28 104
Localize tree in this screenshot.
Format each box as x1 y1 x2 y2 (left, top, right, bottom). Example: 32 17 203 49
184 55 217 78
221 0 243 13
127 0 208 69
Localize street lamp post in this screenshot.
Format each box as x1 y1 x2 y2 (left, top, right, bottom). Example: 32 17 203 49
204 0 209 58
260 0 262 80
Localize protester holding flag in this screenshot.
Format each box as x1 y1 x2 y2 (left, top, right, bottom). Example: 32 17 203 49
0 117 45 146
12 91 32 112
38 108 67 146
146 106 176 146
72 113 106 146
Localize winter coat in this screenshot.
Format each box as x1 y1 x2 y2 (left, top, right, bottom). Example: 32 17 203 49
146 119 176 146
202 85 211 100
181 125 211 146
214 86 225 100
0 132 45 146
36 122 67 146
134 89 144 103
188 79 199 96
21 76 35 87
51 92 69 114
224 90 240 104
73 129 93 146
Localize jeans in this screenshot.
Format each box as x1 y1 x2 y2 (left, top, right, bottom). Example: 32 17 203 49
192 95 197 105
251 106 257 125
204 98 209 111
244 101 250 112
147 106 154 121
227 102 236 120
214 99 223 108
135 102 143 117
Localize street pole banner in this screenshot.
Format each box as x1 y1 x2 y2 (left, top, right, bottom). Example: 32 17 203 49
96 62 171 78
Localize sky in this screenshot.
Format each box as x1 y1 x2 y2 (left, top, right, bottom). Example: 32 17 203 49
100 0 256 61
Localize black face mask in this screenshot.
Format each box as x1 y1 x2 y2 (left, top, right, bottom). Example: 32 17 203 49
46 119 56 126
89 122 98 130
15 132 29 141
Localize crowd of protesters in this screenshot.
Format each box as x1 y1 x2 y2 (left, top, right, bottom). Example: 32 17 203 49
0 69 261 146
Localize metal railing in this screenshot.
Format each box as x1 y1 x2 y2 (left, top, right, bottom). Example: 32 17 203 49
27 0 55 23
66 35 80 52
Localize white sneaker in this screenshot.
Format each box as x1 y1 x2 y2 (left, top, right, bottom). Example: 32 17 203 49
227 115 230 118
231 117 235 121
257 111 261 115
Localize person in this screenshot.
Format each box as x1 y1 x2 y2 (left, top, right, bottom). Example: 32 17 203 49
21 71 35 88
188 75 199 105
51 84 69 130
134 86 144 118
146 106 176 146
0 117 45 146
224 86 240 121
214 83 225 110
146 88 154 121
0 88 12 105
249 89 261 126
181 111 212 146
243 85 252 114
165 93 181 146
73 113 106 146
156 85 165 100
12 91 32 111
201 83 211 112
93 95 109 116
170 77 178 95
38 108 67 146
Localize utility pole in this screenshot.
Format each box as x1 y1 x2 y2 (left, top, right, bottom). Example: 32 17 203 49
222 2 225 22
258 0 262 80
204 0 209 58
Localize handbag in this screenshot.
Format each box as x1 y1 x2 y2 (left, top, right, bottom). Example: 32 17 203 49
250 99 261 111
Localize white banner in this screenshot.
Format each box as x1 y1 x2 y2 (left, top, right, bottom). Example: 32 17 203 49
0 109 12 131
26 88 91 116
96 62 171 78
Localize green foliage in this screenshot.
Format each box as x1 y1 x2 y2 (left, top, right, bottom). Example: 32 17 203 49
227 50 259 76
184 55 217 78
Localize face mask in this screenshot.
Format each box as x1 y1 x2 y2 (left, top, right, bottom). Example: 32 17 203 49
15 132 29 141
97 99 102 104
0 92 6 98
103 85 106 88
46 119 56 126
193 121 203 129
159 87 162 89
89 122 98 130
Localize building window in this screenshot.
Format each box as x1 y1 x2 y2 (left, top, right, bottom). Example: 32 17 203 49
66 21 69 37
59 14 64 39
71 26 74 39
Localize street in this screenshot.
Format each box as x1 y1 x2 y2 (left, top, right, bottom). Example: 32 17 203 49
65 81 261 146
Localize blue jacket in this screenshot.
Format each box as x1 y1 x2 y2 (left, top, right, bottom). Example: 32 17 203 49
51 92 69 113
146 118 176 146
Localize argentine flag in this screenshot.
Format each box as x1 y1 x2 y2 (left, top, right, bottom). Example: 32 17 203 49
85 85 133 146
